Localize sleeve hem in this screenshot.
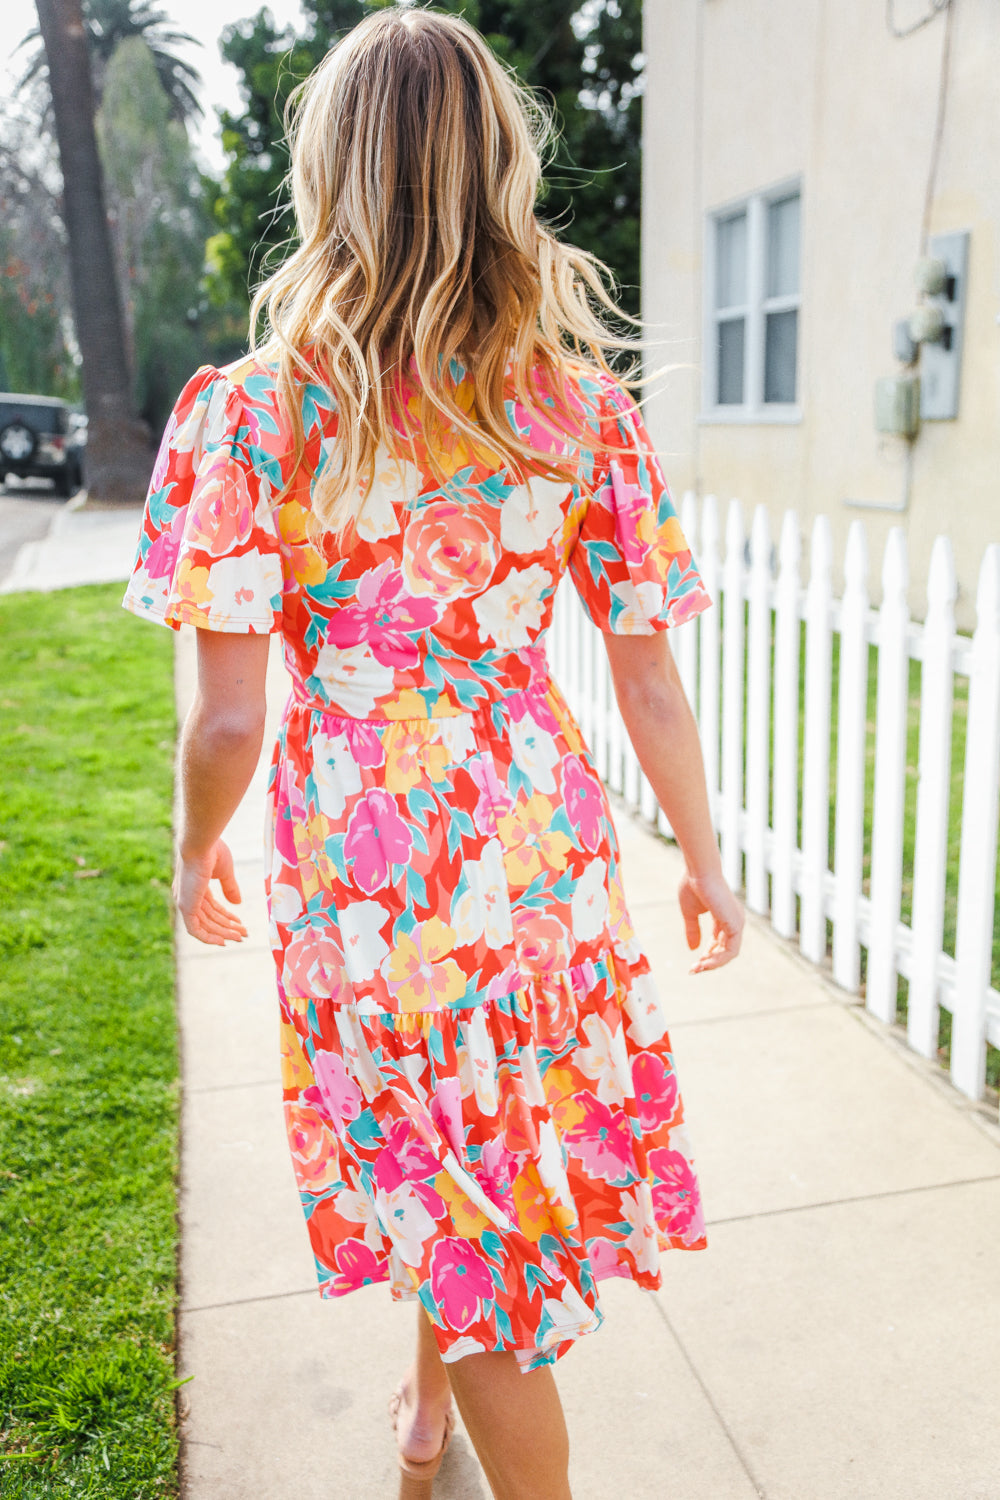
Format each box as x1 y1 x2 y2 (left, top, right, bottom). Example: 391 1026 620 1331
122 592 280 634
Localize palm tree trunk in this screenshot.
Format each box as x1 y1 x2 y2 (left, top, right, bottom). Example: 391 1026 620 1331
34 0 152 502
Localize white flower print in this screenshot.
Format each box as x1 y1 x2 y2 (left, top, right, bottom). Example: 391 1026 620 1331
378 1182 440 1268
459 1007 499 1115
338 899 391 983
539 1285 599 1350
204 553 282 628
620 1184 661 1275
355 445 414 541
509 712 560 794
623 971 669 1045
570 857 609 942
310 640 395 718
608 578 664 634
472 563 549 650
311 727 363 819
573 1011 631 1107
500 477 569 554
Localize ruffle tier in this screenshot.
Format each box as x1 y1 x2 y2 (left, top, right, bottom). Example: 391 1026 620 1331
279 949 706 1373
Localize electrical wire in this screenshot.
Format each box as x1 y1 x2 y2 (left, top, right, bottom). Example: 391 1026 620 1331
885 0 950 41
919 0 955 251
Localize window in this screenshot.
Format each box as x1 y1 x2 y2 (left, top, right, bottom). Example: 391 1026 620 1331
705 184 801 419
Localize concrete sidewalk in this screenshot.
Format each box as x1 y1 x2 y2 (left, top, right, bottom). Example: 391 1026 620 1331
0 496 143 593
174 632 1000 1500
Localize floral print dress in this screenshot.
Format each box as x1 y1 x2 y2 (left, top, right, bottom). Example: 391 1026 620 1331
124 354 712 1373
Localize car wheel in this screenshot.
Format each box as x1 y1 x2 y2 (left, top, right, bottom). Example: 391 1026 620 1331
54 466 75 498
0 421 37 467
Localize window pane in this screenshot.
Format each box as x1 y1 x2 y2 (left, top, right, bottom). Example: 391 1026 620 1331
717 318 745 404
716 212 747 310
764 309 797 402
767 194 800 298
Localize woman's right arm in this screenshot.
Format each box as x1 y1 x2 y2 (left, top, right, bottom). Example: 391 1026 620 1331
603 630 744 972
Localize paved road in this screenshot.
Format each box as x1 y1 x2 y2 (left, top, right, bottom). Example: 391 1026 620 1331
0 482 69 585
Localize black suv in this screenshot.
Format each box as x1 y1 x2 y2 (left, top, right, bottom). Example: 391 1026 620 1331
0 393 85 498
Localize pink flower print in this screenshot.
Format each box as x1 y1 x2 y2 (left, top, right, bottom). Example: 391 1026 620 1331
561 755 605 852
332 1238 383 1293
144 504 188 580
343 719 386 768
344 789 412 893
382 1117 441 1181
608 466 652 567
429 1237 495 1331
631 1051 679 1132
186 456 256 557
648 1146 705 1244
430 1077 466 1159
562 1091 636 1186
311 1048 363 1126
587 1236 624 1281
475 1137 518 1219
327 560 437 669
466 753 512 836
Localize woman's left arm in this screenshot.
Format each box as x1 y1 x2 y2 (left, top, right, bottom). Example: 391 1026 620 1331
174 630 271 946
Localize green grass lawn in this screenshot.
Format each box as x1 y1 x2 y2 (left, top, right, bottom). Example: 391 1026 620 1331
0 584 180 1497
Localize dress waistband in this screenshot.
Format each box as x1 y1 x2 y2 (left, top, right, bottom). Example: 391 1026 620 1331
286 672 556 722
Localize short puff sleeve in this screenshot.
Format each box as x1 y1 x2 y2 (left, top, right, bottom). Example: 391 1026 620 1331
123 366 284 633
568 378 711 634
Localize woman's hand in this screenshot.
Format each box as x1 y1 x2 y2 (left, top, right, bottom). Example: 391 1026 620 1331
678 869 744 973
173 839 248 947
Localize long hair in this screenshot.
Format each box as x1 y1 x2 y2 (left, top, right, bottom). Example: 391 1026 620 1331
250 6 639 536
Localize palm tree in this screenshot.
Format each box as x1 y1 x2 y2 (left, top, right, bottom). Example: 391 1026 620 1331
34 0 154 501
19 0 202 125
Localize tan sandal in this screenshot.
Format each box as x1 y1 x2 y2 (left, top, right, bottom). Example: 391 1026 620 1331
388 1380 456 1490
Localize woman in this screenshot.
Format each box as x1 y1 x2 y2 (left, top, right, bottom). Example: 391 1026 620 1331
124 9 743 1497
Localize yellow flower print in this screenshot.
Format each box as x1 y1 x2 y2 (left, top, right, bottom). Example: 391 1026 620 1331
292 811 337 894
384 725 452 796
495 793 572 889
173 557 212 616
512 1166 564 1244
382 689 433 722
277 499 327 587
433 1172 492 1237
279 1019 313 1093
385 917 467 1013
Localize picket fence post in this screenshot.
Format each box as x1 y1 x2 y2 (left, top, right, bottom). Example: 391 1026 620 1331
832 521 869 992
951 545 1000 1099
771 510 802 939
800 516 833 964
867 528 910 1024
698 496 722 824
720 500 746 889
744 505 773 914
908 536 956 1058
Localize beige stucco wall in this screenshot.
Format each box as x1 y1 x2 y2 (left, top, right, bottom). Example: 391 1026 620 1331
642 0 1000 628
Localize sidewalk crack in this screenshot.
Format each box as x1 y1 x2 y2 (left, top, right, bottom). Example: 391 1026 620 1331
705 1172 1000 1227
650 1297 768 1498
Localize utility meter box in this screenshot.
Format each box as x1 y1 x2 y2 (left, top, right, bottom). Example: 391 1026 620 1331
920 230 969 420
875 375 920 438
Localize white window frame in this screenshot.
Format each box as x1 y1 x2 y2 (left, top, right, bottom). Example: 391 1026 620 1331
701 178 803 424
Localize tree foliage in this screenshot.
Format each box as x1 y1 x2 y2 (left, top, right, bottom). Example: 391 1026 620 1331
209 0 642 319
96 37 219 429
18 0 204 124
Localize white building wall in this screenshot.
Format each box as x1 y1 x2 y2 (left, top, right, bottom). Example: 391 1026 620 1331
642 0 1000 627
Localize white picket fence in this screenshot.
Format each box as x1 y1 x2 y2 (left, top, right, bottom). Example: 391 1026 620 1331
550 495 1000 1112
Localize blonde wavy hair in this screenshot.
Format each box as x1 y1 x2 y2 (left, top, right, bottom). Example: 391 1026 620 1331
250 5 639 535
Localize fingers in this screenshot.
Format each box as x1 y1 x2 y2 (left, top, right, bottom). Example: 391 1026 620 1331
688 920 743 974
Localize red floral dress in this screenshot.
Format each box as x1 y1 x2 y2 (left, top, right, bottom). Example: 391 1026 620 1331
124 355 712 1372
